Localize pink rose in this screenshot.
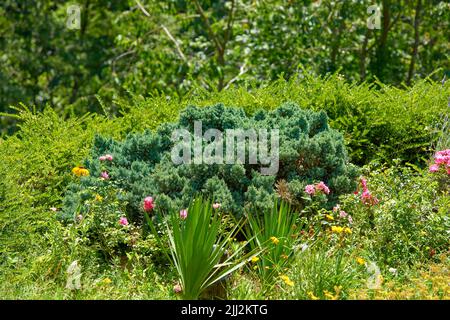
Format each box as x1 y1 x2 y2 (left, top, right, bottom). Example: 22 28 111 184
212 203 221 209
143 196 154 212
316 181 330 195
99 154 113 161
429 164 440 172
119 217 128 226
305 184 315 195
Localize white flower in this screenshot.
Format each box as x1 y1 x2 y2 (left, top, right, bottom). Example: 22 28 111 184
388 267 398 275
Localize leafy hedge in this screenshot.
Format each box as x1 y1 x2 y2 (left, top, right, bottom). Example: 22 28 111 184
119 74 449 166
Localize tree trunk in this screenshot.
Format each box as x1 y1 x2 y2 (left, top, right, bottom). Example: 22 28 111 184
359 29 371 82
407 0 422 86
372 0 391 81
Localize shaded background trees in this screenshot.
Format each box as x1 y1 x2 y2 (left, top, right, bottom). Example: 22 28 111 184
1 0 449 134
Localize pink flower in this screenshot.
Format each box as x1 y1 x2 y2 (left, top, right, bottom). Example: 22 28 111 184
143 196 154 212
101 171 110 179
173 284 182 294
99 154 113 161
361 189 379 206
212 203 221 209
429 164 440 172
435 156 445 165
436 149 450 156
333 205 340 212
348 215 353 224
305 184 315 195
360 177 368 190
434 150 450 167
339 210 348 218
447 167 450 175
50 207 58 212
119 217 128 226
361 189 371 199
316 181 330 195
180 209 188 220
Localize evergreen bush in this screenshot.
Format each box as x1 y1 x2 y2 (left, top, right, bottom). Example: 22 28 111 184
62 103 358 222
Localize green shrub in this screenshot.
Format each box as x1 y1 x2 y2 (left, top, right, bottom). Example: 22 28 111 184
61 103 358 221
64 185 136 260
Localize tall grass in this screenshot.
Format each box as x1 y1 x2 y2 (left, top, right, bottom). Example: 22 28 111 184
148 197 255 300
244 199 298 288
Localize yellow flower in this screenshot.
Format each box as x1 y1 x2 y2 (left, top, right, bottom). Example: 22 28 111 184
95 194 103 202
356 257 366 265
307 291 319 300
331 226 344 234
101 277 112 285
344 227 352 234
325 214 334 221
280 275 294 287
281 254 289 260
72 166 89 177
324 290 337 300
251 256 260 263
270 236 279 245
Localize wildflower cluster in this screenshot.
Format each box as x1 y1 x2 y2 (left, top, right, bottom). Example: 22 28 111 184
355 177 379 206
429 149 450 174
304 181 330 196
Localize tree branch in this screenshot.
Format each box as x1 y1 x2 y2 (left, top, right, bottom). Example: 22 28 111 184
223 0 235 46
161 24 187 62
224 61 247 90
135 0 187 62
192 0 223 53
407 0 422 85
134 0 150 17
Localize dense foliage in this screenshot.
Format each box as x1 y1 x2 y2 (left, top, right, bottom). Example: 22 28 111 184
0 78 448 300
0 0 448 299
1 0 449 134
